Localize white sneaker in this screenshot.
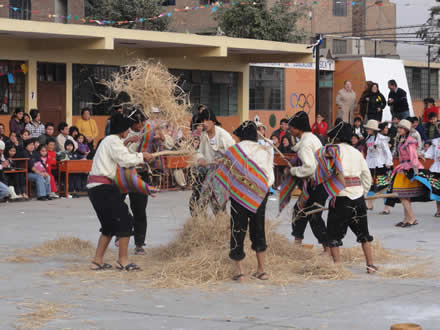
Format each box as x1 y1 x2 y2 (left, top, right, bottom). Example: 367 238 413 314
49 192 59 199
8 186 18 199
67 194 73 199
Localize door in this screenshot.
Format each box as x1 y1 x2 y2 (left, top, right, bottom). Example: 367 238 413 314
319 71 334 127
37 63 66 127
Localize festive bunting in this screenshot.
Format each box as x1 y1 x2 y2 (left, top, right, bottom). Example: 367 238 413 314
0 1 391 27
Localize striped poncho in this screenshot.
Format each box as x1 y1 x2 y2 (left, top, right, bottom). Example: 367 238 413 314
314 144 345 200
210 144 270 213
114 166 157 195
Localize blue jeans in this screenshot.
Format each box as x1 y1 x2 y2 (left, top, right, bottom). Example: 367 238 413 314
28 173 50 197
396 111 410 120
0 181 9 199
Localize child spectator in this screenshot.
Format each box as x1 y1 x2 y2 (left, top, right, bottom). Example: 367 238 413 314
6 132 24 157
0 141 10 201
311 113 328 138
23 140 51 201
75 134 90 159
4 145 28 200
423 112 440 141
25 109 45 138
9 108 25 136
278 135 293 154
20 129 30 145
351 134 366 156
422 98 439 123
23 113 31 126
56 122 77 152
423 141 432 156
69 126 80 140
38 144 58 199
270 134 280 147
352 117 367 140
58 140 82 197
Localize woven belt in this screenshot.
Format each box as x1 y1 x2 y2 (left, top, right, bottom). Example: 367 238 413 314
87 175 113 185
344 176 361 187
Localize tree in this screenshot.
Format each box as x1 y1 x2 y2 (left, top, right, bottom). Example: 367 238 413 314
418 0 440 61
214 0 305 42
85 0 169 32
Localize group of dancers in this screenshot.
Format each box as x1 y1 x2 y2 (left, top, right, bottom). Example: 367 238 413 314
85 107 440 281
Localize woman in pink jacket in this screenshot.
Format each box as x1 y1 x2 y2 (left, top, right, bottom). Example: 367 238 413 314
387 119 425 227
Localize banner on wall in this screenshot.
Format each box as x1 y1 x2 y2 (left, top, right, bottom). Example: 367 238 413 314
251 59 335 71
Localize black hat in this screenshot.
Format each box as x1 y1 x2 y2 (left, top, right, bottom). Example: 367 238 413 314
198 108 220 125
233 121 258 142
287 111 311 132
378 122 388 131
424 97 435 104
408 116 418 124
109 113 131 135
328 121 352 143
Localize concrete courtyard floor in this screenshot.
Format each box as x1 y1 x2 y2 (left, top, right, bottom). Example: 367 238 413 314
1 191 440 329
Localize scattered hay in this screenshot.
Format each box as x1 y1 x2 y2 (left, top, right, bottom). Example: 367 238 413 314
4 256 34 263
379 264 430 279
18 237 95 257
16 302 69 329
22 214 428 289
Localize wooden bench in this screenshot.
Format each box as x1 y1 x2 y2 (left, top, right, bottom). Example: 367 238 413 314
57 160 92 197
3 158 29 195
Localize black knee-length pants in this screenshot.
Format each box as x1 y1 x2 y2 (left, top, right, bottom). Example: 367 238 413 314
229 194 269 261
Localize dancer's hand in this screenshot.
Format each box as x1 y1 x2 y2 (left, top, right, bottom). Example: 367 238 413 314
143 152 153 162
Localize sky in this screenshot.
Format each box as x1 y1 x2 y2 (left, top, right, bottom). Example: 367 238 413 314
393 0 437 61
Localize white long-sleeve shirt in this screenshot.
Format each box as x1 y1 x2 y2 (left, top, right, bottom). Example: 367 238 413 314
195 126 236 163
365 133 393 169
124 128 143 154
290 132 322 178
238 140 274 187
424 137 440 173
337 143 372 199
87 135 144 188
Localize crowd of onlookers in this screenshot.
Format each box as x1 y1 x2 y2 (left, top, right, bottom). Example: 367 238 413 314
0 107 99 202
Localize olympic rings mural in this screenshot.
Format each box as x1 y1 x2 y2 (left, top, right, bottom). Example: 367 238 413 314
290 93 315 114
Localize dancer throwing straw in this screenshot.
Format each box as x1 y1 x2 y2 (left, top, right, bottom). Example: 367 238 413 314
87 113 153 272
287 111 328 251
317 122 377 273
190 108 235 216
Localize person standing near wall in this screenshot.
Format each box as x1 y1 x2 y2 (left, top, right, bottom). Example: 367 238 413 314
336 80 357 124
387 80 410 120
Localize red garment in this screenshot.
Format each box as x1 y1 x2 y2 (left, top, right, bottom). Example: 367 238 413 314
312 121 328 136
43 153 58 193
422 105 439 123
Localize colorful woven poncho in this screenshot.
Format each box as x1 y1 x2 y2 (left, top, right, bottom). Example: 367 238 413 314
114 167 156 195
137 123 155 153
314 145 345 200
278 154 310 214
211 144 270 213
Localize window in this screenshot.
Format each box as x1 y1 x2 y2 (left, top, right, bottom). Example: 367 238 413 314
0 61 25 114
163 0 176 5
38 63 66 82
72 64 121 116
333 39 347 55
170 69 238 116
55 0 68 24
405 67 439 100
9 0 31 20
319 71 333 88
333 0 347 16
249 67 285 110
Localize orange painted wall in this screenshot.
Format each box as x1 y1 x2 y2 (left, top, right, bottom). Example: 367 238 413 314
0 115 10 135
250 68 316 137
333 60 366 123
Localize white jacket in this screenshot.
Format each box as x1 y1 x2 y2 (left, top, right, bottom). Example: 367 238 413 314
238 140 275 187
338 143 372 199
424 137 440 173
365 133 393 168
87 135 144 188
290 132 322 178
195 126 236 163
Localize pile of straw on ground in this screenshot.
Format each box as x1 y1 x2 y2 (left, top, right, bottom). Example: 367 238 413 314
12 212 430 289
16 302 68 329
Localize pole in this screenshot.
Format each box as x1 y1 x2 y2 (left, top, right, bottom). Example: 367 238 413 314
315 33 320 119
374 40 377 57
428 45 432 98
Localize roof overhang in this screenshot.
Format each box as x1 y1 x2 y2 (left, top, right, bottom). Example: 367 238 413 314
0 18 312 64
